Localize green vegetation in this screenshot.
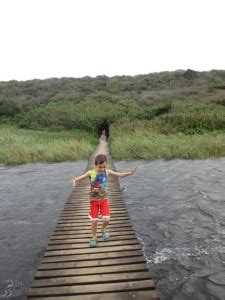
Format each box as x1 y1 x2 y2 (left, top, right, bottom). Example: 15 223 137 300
109 120 225 160
1 69 225 164
17 99 171 132
151 101 225 135
0 125 97 164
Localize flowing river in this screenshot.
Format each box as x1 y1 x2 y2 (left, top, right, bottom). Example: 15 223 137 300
0 159 225 299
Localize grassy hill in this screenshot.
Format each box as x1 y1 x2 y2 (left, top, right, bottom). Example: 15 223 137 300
1 69 225 164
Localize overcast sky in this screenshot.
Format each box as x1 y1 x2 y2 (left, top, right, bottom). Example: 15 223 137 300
0 0 225 81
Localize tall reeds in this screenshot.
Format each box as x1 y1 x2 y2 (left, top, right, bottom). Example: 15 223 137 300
0 125 97 164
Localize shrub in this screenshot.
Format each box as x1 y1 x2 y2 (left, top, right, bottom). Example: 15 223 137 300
0 100 21 116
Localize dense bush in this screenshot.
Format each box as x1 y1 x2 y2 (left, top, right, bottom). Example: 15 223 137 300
152 101 225 134
0 100 21 116
18 98 174 132
19 100 126 131
1 70 225 112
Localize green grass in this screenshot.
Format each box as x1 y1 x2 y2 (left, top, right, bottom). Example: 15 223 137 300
109 120 225 160
0 125 98 165
2 98 225 164
150 100 225 135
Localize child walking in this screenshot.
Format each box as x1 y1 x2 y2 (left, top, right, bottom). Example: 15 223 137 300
71 154 137 247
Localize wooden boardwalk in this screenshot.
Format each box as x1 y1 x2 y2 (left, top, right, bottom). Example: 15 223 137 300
27 135 160 299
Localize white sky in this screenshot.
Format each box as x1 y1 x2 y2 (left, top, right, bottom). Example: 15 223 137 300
0 0 225 81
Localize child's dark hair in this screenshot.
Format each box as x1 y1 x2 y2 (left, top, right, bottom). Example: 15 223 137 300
95 154 108 165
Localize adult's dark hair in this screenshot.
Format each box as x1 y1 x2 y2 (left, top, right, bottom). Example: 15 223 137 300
95 154 108 165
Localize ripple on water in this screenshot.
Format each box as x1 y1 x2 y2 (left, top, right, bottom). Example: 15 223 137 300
1 159 225 299
115 159 225 299
0 280 25 299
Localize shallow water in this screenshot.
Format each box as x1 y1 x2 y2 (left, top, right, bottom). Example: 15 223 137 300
0 159 225 299
0 161 87 299
118 159 225 300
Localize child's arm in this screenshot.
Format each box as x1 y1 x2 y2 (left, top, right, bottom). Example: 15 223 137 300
71 170 90 187
108 166 137 178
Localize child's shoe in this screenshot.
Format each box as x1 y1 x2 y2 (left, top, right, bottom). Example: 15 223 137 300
102 228 110 241
89 237 97 248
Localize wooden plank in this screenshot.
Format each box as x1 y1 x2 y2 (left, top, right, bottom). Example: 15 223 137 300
57 215 129 220
28 279 155 297
53 228 133 234
47 239 139 250
66 198 125 202
42 250 144 263
64 203 126 208
59 213 127 218
32 271 151 287
53 224 133 233
38 256 146 270
49 234 136 244
61 219 130 227
54 224 130 229
57 218 130 225
51 230 135 240
55 222 133 228
53 226 132 232
27 290 160 300
36 263 148 278
54 222 133 229
61 208 127 212
52 230 132 236
64 202 126 206
57 217 130 222
44 244 142 257
61 209 127 213
54 224 132 230
62 207 127 212
53 228 133 235
51 233 132 239
59 212 129 216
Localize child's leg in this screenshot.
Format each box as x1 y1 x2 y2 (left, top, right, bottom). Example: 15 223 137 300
102 218 110 241
91 220 98 238
89 200 99 247
100 198 110 241
90 220 98 247
102 218 109 231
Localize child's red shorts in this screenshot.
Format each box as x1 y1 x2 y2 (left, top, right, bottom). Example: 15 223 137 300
89 198 110 221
